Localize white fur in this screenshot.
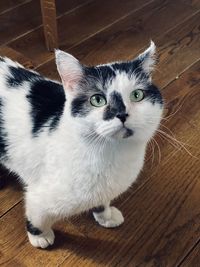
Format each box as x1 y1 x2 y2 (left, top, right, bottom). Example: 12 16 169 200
55 49 83 89
93 206 124 228
0 43 163 248
138 40 156 74
28 230 55 249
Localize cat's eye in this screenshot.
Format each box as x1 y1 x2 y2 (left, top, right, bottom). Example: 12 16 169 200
130 89 145 102
90 94 107 107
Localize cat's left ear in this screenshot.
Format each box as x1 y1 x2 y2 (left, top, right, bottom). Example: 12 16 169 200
55 50 83 90
137 41 156 74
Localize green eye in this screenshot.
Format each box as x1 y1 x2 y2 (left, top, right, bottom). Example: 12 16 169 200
90 94 107 107
130 89 145 102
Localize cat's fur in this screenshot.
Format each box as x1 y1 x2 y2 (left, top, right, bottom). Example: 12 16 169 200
0 42 163 248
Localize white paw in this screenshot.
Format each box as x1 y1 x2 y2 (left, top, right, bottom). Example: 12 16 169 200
27 229 55 249
93 206 124 228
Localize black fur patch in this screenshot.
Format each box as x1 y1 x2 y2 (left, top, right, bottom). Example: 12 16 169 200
26 220 42 235
92 205 105 213
146 84 163 105
97 66 116 86
112 61 133 74
103 91 126 120
112 59 149 80
27 79 66 135
0 57 5 62
7 66 41 87
0 99 7 159
85 65 116 88
71 95 90 117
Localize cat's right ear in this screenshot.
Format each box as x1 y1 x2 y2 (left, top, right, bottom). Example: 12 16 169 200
55 50 83 90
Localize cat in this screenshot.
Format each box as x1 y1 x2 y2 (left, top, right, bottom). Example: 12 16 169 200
0 41 163 248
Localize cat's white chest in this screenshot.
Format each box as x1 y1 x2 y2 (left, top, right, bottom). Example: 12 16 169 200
62 140 145 213
24 134 146 217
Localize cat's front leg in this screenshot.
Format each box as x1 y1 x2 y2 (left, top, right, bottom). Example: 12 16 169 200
25 191 55 249
92 204 124 228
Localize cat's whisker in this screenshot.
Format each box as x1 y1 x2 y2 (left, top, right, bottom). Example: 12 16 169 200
162 101 185 121
146 140 155 165
146 120 192 148
156 132 180 150
150 140 155 165
152 137 162 164
156 129 198 159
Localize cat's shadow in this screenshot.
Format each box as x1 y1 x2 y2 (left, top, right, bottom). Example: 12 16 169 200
0 164 22 191
52 230 122 265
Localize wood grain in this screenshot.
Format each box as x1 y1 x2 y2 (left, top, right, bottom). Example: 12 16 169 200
0 0 90 46
0 0 200 266
0 46 34 69
40 0 58 51
0 0 29 15
37 1 200 82
180 242 200 267
9 0 155 65
0 0 43 46
0 173 22 218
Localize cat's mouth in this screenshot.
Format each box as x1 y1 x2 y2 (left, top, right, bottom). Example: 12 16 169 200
86 125 134 141
111 126 134 139
122 128 134 138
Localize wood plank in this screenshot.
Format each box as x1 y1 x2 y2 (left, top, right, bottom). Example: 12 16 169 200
0 0 44 45
37 2 200 84
154 11 200 87
0 0 89 46
0 60 199 267
0 170 22 218
0 0 29 15
8 0 164 66
180 242 200 267
190 0 200 8
0 46 34 69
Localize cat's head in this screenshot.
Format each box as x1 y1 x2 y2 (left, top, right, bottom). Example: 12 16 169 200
55 42 163 143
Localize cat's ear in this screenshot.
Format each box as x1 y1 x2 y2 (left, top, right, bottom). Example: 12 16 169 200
137 41 156 74
55 50 83 90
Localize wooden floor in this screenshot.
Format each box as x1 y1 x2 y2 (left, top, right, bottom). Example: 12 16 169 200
0 0 200 266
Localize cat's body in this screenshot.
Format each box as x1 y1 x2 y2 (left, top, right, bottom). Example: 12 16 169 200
0 42 163 248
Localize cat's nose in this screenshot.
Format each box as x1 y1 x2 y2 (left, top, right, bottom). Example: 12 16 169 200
116 113 128 123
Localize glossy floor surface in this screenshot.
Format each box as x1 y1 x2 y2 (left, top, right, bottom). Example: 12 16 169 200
0 0 200 266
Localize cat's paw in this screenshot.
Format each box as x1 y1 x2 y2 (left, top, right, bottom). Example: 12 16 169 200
93 206 124 228
27 229 55 248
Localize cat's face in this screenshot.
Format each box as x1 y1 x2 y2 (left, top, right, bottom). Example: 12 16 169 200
56 42 163 143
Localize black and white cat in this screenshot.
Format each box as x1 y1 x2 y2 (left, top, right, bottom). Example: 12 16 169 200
0 41 163 248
